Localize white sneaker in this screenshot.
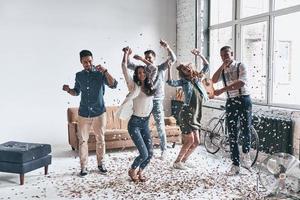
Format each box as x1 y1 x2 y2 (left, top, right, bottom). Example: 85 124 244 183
226 165 240 176
173 162 188 170
242 153 252 169
183 161 196 168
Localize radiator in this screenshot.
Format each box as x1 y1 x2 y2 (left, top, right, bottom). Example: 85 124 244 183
253 115 293 154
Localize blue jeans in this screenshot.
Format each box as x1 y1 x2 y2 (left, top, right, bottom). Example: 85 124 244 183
128 115 153 169
226 95 252 166
152 99 167 151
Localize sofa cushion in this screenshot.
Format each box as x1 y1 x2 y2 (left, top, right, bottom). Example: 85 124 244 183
105 129 130 141
0 141 51 163
164 117 177 126
106 106 122 129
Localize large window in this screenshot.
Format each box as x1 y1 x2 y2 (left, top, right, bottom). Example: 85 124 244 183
208 0 300 108
241 21 268 102
273 12 300 105
240 0 269 18
210 0 233 25
275 0 300 10
209 27 233 98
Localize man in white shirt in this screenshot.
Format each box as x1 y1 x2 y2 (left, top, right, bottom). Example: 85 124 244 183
212 46 253 175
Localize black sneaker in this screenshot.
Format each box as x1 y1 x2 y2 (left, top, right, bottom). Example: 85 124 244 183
80 168 88 177
98 164 108 174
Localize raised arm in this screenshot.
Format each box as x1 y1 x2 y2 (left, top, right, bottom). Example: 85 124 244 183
166 61 184 87
133 54 157 82
94 64 118 88
191 48 209 74
167 60 172 82
191 48 209 65
158 39 177 71
133 54 152 66
122 47 135 92
123 47 137 71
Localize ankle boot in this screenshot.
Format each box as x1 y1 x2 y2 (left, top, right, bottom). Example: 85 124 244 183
128 168 139 182
137 169 147 182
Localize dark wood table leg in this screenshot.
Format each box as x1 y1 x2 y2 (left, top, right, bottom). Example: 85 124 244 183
20 174 24 185
44 165 48 175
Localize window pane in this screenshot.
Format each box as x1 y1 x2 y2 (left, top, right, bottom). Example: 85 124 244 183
240 0 269 18
272 12 300 106
241 22 268 103
209 27 233 98
275 0 300 10
210 0 233 25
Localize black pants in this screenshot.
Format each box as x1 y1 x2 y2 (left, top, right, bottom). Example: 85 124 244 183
226 95 252 166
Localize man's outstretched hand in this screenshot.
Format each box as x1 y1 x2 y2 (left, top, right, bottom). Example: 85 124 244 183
160 39 169 49
62 84 70 92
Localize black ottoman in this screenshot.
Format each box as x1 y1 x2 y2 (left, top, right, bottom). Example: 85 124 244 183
0 141 52 185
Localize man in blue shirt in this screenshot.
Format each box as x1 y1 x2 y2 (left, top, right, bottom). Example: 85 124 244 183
63 50 118 176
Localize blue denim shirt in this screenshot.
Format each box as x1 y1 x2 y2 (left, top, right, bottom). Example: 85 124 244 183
167 64 209 105
73 69 118 118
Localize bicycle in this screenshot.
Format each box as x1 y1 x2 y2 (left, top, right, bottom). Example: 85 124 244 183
203 105 260 167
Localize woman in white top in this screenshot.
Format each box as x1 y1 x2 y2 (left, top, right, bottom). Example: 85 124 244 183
117 47 156 182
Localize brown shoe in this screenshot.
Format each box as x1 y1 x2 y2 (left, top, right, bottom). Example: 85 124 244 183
128 169 139 182
137 170 147 182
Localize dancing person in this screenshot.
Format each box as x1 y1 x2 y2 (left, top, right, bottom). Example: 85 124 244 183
62 50 118 176
212 46 252 175
116 47 156 182
127 39 176 160
167 49 209 170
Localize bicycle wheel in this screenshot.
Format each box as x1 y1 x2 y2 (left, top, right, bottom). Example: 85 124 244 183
238 126 259 167
204 117 224 154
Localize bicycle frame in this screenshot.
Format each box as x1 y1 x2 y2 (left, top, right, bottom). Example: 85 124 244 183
203 105 260 167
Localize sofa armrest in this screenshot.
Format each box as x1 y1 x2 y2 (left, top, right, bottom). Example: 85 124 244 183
68 122 78 147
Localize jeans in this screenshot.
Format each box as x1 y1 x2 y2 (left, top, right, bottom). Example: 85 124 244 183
226 95 252 166
152 99 167 151
128 115 153 169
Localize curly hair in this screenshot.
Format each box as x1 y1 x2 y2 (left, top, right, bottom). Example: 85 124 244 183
133 66 156 96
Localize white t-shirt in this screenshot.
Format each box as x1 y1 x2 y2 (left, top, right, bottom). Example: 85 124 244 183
132 91 153 117
218 61 250 98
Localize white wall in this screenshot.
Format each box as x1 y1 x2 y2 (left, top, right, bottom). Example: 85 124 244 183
0 0 176 145
176 0 196 64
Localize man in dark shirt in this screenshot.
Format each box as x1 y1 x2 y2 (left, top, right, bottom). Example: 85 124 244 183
63 50 118 176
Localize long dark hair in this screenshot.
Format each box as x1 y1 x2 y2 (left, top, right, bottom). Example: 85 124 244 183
133 66 156 96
